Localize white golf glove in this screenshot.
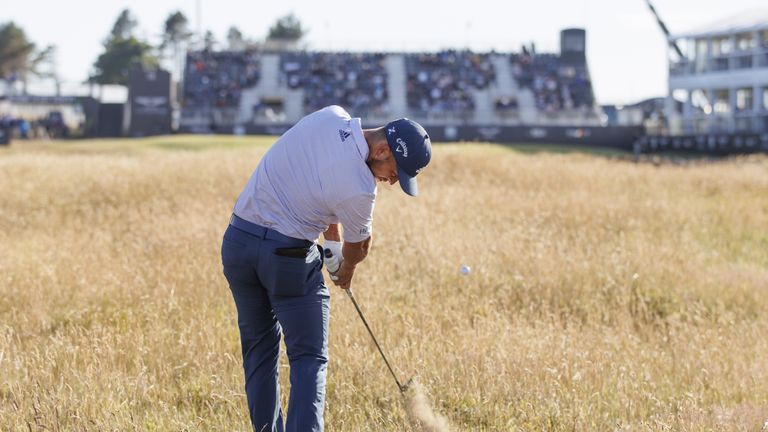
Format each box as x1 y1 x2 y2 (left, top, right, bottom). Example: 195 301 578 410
323 240 342 280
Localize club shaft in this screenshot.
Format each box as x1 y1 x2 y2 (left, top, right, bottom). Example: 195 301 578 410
346 289 404 392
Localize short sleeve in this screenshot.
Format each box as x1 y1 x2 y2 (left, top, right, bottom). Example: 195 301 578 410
335 193 375 243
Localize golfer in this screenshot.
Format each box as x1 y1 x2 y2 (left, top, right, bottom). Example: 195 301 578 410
221 105 432 431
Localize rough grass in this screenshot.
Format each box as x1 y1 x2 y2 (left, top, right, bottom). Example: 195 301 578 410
1 137 767 431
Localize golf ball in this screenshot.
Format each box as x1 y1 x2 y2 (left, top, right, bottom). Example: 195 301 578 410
460 265 471 275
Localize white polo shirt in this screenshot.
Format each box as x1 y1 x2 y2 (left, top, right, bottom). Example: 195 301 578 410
233 106 376 243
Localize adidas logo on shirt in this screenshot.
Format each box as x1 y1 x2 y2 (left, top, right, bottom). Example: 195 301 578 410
338 129 351 142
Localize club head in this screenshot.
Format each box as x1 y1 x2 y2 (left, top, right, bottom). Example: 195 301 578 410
399 377 415 393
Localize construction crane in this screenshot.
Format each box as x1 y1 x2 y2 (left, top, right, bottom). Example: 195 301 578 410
645 0 686 60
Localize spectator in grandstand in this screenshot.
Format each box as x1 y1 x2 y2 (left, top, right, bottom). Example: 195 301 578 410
405 50 494 118
183 48 261 109
280 52 389 117
511 52 595 115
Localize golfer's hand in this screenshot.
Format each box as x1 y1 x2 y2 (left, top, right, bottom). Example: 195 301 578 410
324 254 342 276
331 261 356 290
323 240 342 273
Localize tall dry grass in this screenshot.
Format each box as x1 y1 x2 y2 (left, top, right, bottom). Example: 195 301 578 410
1 137 767 431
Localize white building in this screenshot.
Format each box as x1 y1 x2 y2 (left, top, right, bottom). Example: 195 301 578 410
667 10 768 135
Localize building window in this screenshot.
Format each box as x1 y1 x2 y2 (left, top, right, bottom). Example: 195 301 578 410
691 89 711 114
736 88 753 111
762 30 768 47
763 88 768 111
677 39 691 59
713 89 730 114
712 37 732 56
710 37 731 71
694 39 708 72
672 89 689 114
695 39 708 57
736 33 754 51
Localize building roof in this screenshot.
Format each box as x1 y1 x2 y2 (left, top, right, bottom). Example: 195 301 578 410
674 9 768 39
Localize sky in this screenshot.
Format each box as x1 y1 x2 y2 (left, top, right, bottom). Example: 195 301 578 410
4 0 768 105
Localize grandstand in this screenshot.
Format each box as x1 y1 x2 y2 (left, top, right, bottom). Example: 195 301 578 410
181 49 262 129
666 10 768 135
179 29 604 133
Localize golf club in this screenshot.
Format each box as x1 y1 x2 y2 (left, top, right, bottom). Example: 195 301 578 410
345 289 413 394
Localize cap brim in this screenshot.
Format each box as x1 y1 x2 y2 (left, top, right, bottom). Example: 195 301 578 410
397 165 418 196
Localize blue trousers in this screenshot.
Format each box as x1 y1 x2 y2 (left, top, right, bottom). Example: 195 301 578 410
221 215 330 432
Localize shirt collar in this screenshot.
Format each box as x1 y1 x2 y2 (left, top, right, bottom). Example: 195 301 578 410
349 117 368 160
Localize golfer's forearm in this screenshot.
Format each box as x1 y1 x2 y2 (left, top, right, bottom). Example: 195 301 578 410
323 224 341 242
342 236 371 267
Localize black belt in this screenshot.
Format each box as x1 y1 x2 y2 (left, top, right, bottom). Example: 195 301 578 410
229 214 313 247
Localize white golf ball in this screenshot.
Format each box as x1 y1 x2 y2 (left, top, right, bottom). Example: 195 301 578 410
460 265 471 276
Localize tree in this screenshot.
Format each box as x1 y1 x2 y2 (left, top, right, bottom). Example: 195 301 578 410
227 26 246 51
203 30 217 51
0 22 57 94
161 11 192 50
110 9 138 41
0 22 35 81
91 38 157 85
160 11 192 79
267 13 306 41
90 9 157 85
27 45 58 93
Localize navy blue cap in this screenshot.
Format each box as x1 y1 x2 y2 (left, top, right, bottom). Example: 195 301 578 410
384 118 431 196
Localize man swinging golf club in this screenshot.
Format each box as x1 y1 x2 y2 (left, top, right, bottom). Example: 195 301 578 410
221 105 431 431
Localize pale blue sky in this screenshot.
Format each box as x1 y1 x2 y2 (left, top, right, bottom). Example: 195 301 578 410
5 0 767 104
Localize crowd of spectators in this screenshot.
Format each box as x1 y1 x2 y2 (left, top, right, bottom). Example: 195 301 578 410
405 50 495 117
183 49 261 109
178 47 599 121
280 52 389 117
511 52 595 114
0 113 69 139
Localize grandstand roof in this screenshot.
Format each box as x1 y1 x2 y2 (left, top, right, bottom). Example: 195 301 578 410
673 9 768 39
